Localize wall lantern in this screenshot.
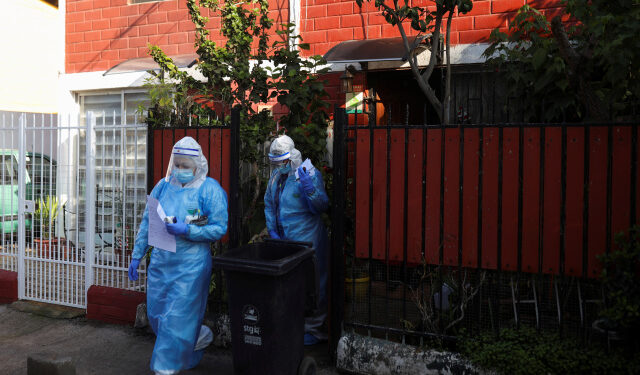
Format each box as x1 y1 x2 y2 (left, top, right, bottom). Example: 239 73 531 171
340 65 357 93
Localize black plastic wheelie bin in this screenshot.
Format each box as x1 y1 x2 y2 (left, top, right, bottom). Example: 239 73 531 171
213 239 318 375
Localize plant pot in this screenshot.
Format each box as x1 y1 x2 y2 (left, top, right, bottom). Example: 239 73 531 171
33 238 70 260
345 276 370 302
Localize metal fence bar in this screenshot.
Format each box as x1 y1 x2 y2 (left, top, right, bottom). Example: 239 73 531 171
337 108 639 344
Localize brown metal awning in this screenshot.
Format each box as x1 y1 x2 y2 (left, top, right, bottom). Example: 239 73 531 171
103 54 198 76
323 36 428 63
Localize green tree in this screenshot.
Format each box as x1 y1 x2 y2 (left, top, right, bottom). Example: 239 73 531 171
355 0 474 124
484 0 640 122
145 0 329 242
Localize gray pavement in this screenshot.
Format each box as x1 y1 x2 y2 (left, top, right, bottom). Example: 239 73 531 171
0 302 340 375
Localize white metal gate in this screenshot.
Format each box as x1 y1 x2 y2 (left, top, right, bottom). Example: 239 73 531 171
0 112 148 308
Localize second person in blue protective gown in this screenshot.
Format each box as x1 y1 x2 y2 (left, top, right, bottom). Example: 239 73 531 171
128 136 228 375
264 135 329 345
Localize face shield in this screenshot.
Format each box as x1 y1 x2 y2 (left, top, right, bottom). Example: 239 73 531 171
165 137 208 188
268 135 303 176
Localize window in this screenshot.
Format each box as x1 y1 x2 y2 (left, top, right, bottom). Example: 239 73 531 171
75 91 150 235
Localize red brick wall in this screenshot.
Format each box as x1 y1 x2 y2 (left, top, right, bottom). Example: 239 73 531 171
66 0 565 73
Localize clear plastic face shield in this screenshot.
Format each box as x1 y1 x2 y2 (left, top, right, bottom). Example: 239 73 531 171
165 147 199 184
269 152 291 175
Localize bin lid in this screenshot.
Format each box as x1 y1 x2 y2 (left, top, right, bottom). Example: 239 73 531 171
213 240 315 276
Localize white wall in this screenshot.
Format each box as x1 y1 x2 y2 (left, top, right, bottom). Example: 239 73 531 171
0 0 63 114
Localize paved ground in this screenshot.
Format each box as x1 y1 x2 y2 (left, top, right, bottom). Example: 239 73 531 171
0 302 340 375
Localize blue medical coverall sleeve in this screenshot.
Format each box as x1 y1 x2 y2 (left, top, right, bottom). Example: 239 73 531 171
185 180 228 242
300 173 329 215
133 177 228 373
263 169 329 339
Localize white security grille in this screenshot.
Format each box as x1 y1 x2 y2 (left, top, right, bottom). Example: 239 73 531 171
0 112 148 308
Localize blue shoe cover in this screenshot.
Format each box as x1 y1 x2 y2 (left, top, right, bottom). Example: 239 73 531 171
304 333 321 346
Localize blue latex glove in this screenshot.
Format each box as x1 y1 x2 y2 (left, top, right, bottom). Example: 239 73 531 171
297 166 315 195
128 258 141 281
268 230 280 239
166 218 189 236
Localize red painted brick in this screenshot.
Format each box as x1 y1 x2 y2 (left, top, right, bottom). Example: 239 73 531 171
167 10 189 22
67 52 84 64
315 42 333 56
368 13 388 25
341 14 364 28
178 19 195 32
305 5 327 18
161 44 179 55
459 28 493 43
84 30 100 42
353 27 365 40
381 24 400 38
328 28 352 42
168 32 188 44
448 31 459 44
121 4 141 17
151 34 169 46
474 14 508 29
92 40 111 51
492 0 525 13
67 11 84 23
75 0 93 12
302 19 314 32
458 1 490 17
101 28 122 39
102 7 120 18
314 16 340 30
67 32 84 44
148 11 168 24
85 9 102 21
158 22 178 34
527 0 564 9
110 38 128 49
137 46 150 56
365 25 381 39
327 2 353 16
301 30 327 44
93 0 111 9
100 50 119 60
139 24 158 36
451 16 473 31
67 2 76 12
110 16 130 28
75 21 93 32
93 19 110 30
158 0 178 12
129 36 148 48
119 48 139 59
177 44 195 54
75 42 92 53
110 0 128 6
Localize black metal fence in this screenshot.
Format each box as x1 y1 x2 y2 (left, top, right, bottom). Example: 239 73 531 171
330 103 639 349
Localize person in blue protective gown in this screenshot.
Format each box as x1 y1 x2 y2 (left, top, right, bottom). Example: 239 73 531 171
264 135 329 346
128 136 228 375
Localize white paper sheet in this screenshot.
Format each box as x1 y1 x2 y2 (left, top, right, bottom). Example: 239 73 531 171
147 196 176 253
295 158 316 179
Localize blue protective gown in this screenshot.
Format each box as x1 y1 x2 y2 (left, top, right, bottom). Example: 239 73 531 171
264 167 329 338
132 176 228 373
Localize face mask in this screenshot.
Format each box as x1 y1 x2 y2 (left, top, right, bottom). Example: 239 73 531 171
278 162 291 175
174 168 195 184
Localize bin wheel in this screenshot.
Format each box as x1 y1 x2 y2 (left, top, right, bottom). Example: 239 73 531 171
298 356 317 375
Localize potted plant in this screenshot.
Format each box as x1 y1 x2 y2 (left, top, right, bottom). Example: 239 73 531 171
32 196 67 259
